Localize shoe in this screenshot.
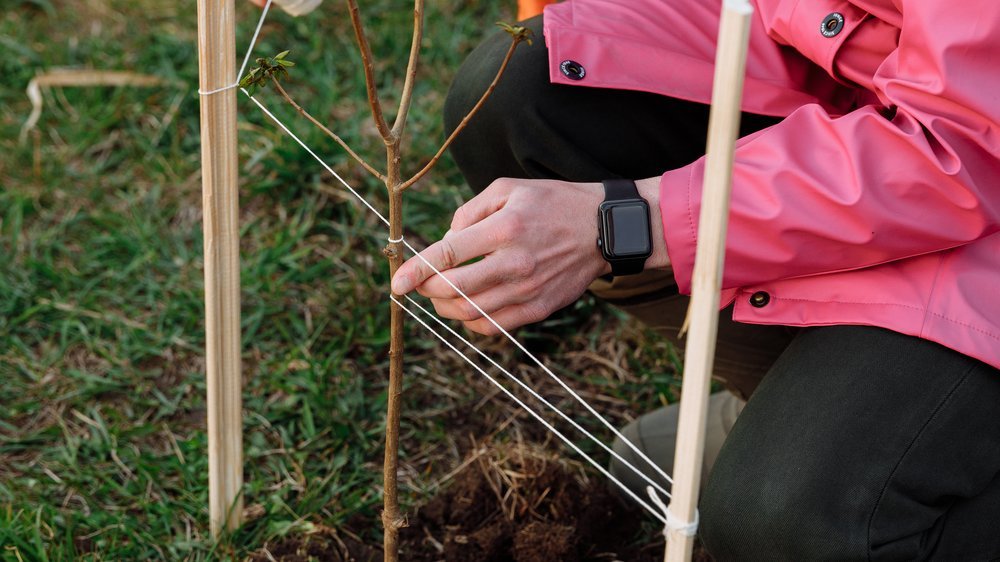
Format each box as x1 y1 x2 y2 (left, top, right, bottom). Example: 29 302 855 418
609 390 744 501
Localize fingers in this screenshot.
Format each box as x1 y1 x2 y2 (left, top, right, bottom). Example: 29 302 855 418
409 291 545 336
449 179 511 232
426 282 532 322
414 260 509 301
462 302 550 336
393 179 523 295
391 221 502 295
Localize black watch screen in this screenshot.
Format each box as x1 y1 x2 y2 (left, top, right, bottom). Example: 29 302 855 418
598 179 653 276
602 201 652 256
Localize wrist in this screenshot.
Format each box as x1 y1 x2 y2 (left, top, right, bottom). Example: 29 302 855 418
634 176 670 270
584 184 614 277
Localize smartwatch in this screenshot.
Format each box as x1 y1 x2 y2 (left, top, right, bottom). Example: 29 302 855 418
597 179 653 276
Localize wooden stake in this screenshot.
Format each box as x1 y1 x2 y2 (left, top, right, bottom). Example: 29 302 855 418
666 1 753 560
196 0 244 538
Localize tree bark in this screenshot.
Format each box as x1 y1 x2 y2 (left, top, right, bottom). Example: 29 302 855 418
381 140 405 562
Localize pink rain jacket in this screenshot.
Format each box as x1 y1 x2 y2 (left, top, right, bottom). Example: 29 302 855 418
544 0 1000 369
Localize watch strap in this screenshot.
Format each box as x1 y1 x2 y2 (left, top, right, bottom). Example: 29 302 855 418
610 255 647 276
600 179 651 277
602 178 641 201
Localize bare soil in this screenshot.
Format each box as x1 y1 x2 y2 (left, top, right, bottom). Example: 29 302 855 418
248 442 681 561
246 314 707 562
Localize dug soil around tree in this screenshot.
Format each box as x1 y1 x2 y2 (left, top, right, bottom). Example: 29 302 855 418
249 442 715 561
396 442 662 562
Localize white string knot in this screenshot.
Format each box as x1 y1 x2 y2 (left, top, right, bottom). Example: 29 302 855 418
218 0 684 528
197 0 272 98
647 485 699 538
198 83 239 96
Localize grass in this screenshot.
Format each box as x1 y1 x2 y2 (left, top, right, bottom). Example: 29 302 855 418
0 0 680 559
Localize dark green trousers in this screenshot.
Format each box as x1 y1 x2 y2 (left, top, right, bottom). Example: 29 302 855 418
444 15 1000 561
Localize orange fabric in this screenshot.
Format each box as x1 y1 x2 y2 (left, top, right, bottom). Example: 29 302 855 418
518 0 556 21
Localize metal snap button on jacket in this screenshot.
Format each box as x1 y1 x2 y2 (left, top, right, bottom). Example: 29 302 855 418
560 60 586 80
821 12 845 37
750 291 771 308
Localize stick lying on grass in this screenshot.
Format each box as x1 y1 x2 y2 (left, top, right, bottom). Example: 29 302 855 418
19 69 172 143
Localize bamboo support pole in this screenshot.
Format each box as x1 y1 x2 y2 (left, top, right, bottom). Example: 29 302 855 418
665 0 753 559
196 0 244 537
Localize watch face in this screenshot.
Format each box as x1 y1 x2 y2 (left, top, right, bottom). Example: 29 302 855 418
603 202 651 257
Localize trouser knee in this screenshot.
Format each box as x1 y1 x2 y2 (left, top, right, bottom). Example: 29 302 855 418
698 463 867 561
697 327 1000 561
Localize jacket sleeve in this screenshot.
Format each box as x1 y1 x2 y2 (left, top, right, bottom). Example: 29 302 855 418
660 0 1000 294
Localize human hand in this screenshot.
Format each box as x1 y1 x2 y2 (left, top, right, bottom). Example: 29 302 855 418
248 0 322 16
391 177 667 335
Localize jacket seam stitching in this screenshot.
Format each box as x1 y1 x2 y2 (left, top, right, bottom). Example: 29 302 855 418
926 311 1000 342
762 295 923 311
685 165 698 273
918 253 946 339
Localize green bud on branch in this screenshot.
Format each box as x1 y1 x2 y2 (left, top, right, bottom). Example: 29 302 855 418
239 51 297 94
496 21 534 45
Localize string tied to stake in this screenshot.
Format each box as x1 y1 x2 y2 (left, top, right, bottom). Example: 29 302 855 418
648 485 699 538
210 0 685 529
198 83 241 96
198 0 273 96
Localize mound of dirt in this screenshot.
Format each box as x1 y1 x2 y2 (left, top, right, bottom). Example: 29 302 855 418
396 442 662 562
246 525 378 562
249 442 703 561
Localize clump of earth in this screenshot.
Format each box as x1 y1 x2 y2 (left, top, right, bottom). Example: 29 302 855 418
248 442 713 561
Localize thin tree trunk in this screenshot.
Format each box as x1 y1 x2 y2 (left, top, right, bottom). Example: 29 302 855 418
381 140 405 562
248 8 527 557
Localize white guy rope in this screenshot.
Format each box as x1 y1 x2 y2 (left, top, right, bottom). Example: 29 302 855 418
403 294 671 499
398 236 676 486
243 91 391 226
198 0 274 96
207 0 679 522
196 0 390 224
648 486 699 537
246 86 676 512
392 295 668 525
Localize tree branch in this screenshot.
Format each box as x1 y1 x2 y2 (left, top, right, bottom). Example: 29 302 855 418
346 0 393 142
390 0 425 139
397 36 522 193
271 77 388 183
